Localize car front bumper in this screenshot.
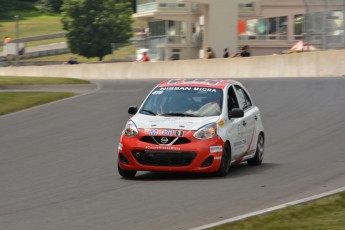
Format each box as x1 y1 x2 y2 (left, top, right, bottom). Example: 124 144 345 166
118 130 225 173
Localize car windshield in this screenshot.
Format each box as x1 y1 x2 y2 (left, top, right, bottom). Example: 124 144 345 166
140 87 223 117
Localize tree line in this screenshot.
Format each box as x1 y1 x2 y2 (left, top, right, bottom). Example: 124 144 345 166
0 0 135 15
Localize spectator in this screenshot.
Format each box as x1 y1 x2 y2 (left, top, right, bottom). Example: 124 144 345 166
4 36 12 44
205 47 215 59
140 52 150 62
240 45 251 57
3 36 12 61
223 48 230 58
65 57 79 64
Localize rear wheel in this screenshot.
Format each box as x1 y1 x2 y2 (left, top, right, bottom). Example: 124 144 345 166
247 133 264 166
216 142 231 177
118 163 137 179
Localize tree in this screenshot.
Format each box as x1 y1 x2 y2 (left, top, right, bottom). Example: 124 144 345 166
42 0 63 13
0 0 11 17
61 0 133 61
0 0 36 19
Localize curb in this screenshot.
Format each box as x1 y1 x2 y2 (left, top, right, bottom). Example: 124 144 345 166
189 186 345 230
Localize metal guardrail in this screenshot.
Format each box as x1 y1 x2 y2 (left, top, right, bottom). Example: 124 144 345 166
0 32 65 46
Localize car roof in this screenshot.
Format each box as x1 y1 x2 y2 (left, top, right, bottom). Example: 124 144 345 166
157 79 238 89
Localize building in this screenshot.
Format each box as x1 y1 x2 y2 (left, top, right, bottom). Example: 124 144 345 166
238 0 345 55
134 0 203 61
134 0 345 60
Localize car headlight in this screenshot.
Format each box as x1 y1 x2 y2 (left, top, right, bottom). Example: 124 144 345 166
193 123 217 139
123 121 138 137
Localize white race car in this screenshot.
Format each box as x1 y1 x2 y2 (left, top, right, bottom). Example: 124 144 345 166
118 79 264 178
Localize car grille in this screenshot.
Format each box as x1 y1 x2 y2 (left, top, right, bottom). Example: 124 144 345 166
132 150 196 166
140 136 190 145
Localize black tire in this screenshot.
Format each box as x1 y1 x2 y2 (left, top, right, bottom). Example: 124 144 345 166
247 133 264 166
216 142 231 177
118 163 137 179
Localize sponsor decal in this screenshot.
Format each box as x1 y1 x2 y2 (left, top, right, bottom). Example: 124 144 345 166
218 119 224 127
162 129 174 136
167 79 222 86
118 143 123 151
210 145 223 153
234 139 246 147
237 124 244 138
214 156 222 160
149 129 158 135
234 139 247 151
152 91 163 95
145 146 181 151
175 130 184 136
146 129 184 137
156 87 217 93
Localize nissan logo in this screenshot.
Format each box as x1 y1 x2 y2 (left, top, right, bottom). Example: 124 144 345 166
160 137 169 144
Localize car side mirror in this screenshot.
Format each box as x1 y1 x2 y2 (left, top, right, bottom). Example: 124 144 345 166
229 108 244 119
128 106 138 115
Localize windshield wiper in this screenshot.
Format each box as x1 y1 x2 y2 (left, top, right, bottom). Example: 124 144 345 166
160 113 199 117
140 109 157 116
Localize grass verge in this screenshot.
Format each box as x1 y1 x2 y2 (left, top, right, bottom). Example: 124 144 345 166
0 92 77 115
0 76 90 115
0 76 90 85
209 192 345 230
0 13 63 39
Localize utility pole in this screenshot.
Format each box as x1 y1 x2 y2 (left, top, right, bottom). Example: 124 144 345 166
15 15 20 66
302 0 311 51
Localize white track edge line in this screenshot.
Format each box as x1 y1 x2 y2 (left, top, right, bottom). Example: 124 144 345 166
189 186 345 230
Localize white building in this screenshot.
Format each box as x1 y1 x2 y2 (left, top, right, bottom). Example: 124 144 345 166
134 0 345 60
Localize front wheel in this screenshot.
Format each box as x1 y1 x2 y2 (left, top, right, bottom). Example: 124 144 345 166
118 163 137 179
215 143 231 177
247 133 264 166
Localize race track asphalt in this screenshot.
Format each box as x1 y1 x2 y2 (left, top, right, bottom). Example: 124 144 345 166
1 77 345 230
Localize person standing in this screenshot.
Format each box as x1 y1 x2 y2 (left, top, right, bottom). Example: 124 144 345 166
223 48 230 58
3 36 12 62
4 36 12 44
205 47 215 59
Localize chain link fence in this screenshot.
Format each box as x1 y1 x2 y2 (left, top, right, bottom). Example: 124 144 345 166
110 42 137 62
303 0 345 49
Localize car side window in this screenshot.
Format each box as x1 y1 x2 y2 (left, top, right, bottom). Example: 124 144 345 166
234 85 252 110
227 86 239 111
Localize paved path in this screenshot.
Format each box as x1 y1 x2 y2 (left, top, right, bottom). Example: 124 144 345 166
1 42 67 57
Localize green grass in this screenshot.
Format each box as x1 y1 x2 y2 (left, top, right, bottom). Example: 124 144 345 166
0 92 77 115
0 76 90 85
0 76 89 115
0 12 63 39
209 192 345 230
0 8 137 62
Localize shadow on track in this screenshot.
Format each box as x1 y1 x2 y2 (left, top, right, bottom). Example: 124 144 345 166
121 163 279 181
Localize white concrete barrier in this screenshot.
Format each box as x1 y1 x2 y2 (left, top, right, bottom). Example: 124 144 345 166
1 50 345 79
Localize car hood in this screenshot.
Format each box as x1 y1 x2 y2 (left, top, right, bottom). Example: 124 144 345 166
131 114 219 131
